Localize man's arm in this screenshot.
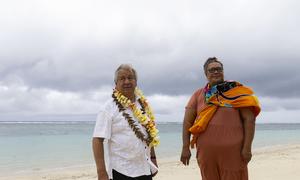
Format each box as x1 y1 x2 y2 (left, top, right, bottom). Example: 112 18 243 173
150 147 157 162
150 147 158 176
240 108 255 163
180 108 197 165
92 137 109 180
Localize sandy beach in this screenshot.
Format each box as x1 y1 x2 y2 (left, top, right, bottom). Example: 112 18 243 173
2 144 300 180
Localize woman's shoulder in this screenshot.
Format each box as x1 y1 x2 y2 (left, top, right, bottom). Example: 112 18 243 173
191 88 205 97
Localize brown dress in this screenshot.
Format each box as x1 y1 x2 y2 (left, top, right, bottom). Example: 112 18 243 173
187 88 248 180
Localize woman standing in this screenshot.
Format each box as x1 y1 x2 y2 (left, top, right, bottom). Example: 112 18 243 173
180 57 260 180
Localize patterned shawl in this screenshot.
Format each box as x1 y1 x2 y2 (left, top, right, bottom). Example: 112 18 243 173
189 81 261 148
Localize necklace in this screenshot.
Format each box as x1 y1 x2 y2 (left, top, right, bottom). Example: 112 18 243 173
112 88 159 147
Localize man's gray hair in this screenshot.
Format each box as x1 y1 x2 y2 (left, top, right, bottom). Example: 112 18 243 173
114 64 138 84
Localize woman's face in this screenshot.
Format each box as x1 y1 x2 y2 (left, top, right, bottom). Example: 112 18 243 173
205 62 224 86
115 69 137 97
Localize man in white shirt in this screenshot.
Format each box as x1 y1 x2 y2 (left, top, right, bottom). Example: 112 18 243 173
93 64 159 180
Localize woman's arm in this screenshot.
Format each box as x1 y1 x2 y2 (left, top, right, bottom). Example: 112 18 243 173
240 108 255 163
180 108 197 165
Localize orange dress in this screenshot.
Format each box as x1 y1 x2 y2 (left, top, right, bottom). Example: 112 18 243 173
187 88 248 180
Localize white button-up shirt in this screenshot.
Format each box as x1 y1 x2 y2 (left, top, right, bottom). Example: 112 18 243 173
93 98 156 178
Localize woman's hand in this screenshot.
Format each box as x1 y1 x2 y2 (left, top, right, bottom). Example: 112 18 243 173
241 147 252 163
180 147 191 165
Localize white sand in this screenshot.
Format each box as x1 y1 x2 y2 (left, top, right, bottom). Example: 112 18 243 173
2 144 300 180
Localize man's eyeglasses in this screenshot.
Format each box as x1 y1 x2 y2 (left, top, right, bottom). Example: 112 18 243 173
207 67 223 73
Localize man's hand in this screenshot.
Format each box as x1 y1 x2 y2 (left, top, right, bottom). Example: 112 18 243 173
151 158 158 177
97 170 109 180
180 147 191 165
241 147 252 164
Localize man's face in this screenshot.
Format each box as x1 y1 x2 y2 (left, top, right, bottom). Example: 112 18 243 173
205 62 224 86
115 69 137 97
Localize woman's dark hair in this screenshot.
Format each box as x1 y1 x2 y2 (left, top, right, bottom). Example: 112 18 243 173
203 57 223 74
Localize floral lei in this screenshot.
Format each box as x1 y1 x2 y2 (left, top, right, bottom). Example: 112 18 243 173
112 87 160 147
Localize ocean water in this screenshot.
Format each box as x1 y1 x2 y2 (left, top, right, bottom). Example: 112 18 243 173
0 122 300 176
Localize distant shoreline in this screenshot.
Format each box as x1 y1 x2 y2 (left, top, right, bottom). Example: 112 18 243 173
1 121 300 125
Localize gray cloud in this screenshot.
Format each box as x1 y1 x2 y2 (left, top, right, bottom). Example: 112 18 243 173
2 38 299 98
0 0 300 117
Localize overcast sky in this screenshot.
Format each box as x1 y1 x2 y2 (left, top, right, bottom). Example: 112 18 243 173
0 0 299 123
